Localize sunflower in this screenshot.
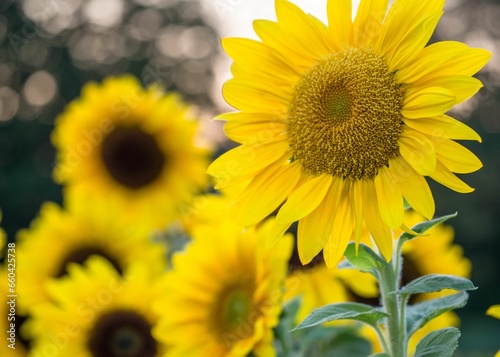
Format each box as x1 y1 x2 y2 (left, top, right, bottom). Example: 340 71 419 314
153 219 293 357
207 0 490 267
26 256 168 357
52 75 210 229
17 201 166 313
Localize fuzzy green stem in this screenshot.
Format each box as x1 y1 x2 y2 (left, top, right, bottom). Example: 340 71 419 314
379 263 405 357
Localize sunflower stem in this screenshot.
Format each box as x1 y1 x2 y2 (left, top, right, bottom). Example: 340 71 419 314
378 238 406 357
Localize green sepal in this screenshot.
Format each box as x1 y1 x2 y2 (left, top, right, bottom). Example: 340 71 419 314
406 291 468 337
344 242 388 274
292 302 389 331
413 327 461 357
395 274 477 296
398 212 457 243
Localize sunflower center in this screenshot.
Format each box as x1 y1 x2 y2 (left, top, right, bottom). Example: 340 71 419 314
214 283 255 339
56 246 122 277
88 310 157 357
101 126 166 189
287 47 403 180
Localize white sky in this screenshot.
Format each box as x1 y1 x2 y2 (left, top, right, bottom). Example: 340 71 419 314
202 0 359 38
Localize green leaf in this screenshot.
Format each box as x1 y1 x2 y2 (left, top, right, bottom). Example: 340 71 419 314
344 243 388 273
292 302 389 331
399 212 458 242
312 330 372 357
369 354 391 357
396 274 477 296
274 297 301 356
406 291 469 337
413 327 461 357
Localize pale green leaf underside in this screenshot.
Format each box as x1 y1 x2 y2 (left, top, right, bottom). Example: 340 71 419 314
413 327 461 357
396 274 477 296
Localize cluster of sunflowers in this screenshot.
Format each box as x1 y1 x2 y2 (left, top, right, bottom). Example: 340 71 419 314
1 0 499 356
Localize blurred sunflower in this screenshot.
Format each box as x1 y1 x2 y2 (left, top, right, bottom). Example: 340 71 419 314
1 229 29 357
17 201 166 313
52 76 210 229
26 256 168 357
285 246 378 323
207 0 490 267
487 305 500 357
153 220 293 357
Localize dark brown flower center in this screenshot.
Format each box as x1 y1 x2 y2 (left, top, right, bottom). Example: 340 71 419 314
88 310 157 357
56 246 122 277
101 126 166 189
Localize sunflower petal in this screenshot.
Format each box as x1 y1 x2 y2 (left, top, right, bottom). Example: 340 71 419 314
207 138 288 179
222 37 299 82
403 114 481 142
407 75 483 105
352 0 388 47
377 0 444 55
275 0 331 58
223 79 290 112
297 177 343 264
253 20 313 71
235 161 301 226
393 158 435 219
276 173 333 225
399 128 436 175
224 119 286 144
433 139 483 174
385 11 443 71
429 160 474 193
327 0 352 49
374 166 404 229
361 179 392 261
323 182 354 268
402 86 456 119
397 41 492 83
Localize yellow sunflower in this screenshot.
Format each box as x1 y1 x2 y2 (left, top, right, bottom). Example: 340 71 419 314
207 0 490 267
153 219 293 357
26 256 168 357
17 201 166 313
53 75 210 229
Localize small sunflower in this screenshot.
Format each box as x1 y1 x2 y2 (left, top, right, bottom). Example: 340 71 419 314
26 256 168 357
153 219 293 357
53 75 210 229
17 201 166 313
208 0 491 267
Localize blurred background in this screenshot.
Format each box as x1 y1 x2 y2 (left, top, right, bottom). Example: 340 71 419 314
0 0 498 355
